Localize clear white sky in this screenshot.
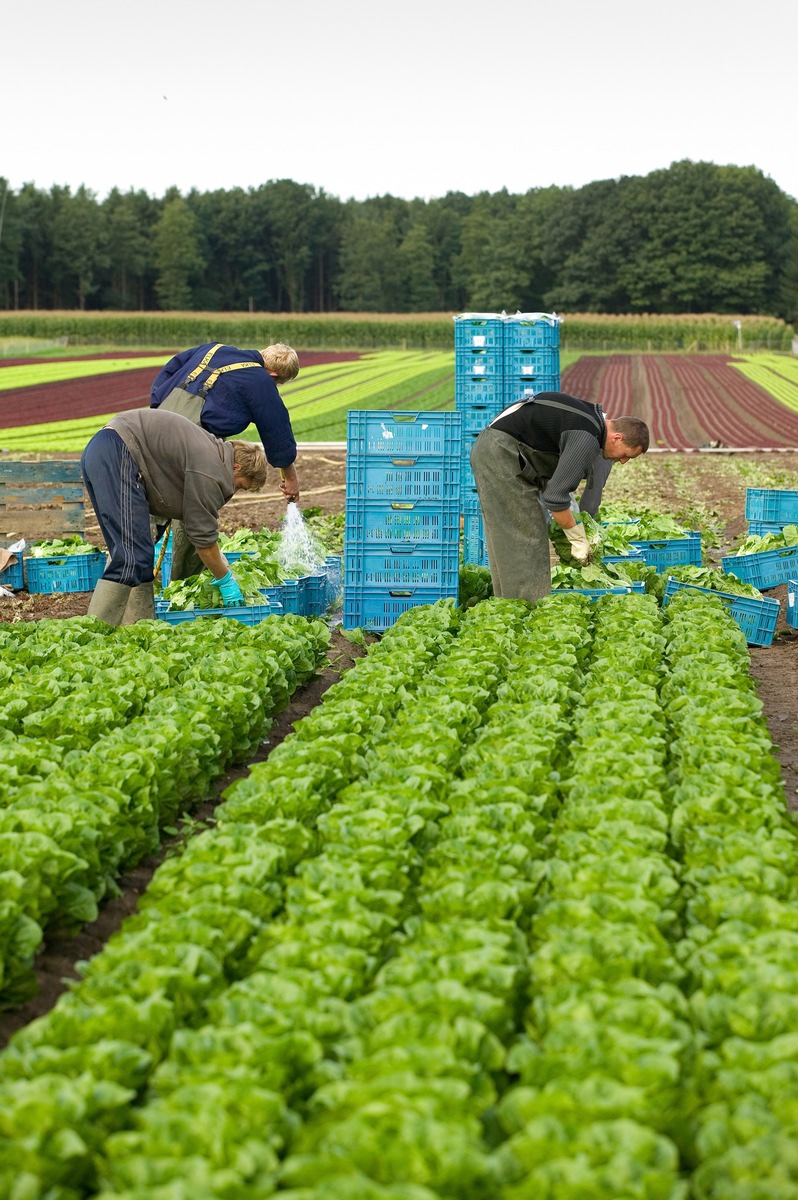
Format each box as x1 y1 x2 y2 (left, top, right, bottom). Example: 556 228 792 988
4 0 797 204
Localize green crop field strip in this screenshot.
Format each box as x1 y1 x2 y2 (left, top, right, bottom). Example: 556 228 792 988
0 349 588 450
0 356 170 391
730 354 798 413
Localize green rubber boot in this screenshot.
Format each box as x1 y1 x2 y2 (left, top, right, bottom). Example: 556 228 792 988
122 582 156 625
87 579 131 626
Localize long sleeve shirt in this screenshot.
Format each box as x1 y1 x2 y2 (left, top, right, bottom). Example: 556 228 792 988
579 454 614 516
151 343 297 469
490 392 607 511
108 409 234 548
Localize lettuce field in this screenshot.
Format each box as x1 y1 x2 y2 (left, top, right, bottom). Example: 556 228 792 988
3 341 798 1196
2 587 798 1197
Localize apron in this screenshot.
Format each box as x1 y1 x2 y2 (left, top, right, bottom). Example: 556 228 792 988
157 388 207 581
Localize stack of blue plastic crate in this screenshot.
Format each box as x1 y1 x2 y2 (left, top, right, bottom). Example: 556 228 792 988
455 312 561 565
343 410 462 630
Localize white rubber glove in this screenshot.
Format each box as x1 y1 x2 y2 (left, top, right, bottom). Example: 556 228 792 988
564 523 594 565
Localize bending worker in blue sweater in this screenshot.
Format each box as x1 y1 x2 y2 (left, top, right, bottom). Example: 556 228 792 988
150 340 300 583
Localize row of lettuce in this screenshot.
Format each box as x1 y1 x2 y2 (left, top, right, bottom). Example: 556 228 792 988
2 591 796 1197
0 614 330 1005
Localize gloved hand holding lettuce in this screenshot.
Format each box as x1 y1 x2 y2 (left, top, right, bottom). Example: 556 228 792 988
549 513 605 565
216 570 244 606
563 522 594 564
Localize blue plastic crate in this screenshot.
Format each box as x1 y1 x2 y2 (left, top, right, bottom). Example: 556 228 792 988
601 550 645 564
278 578 307 615
505 347 561 379
457 404 503 435
459 429 482 465
722 544 798 592
26 550 107 594
345 457 461 502
787 580 798 628
347 411 462 459
325 555 342 609
343 585 456 631
455 346 504 378
745 488 798 524
747 520 791 538
345 497 461 546
453 315 504 349
0 552 24 590
662 578 779 647
463 512 489 567
504 375 561 405
455 376 505 408
503 313 561 349
155 599 284 625
629 532 702 569
346 544 460 591
461 484 482 514
553 583 646 598
306 569 329 616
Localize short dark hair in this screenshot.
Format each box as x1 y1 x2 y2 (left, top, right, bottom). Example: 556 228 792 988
610 416 649 452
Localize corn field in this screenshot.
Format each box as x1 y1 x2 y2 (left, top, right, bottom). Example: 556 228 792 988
0 311 793 353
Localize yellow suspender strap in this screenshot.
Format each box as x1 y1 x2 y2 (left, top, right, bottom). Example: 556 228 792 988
184 343 222 385
183 344 264 397
201 361 262 396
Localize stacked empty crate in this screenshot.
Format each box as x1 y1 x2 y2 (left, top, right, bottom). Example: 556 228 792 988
455 312 561 565
343 411 462 630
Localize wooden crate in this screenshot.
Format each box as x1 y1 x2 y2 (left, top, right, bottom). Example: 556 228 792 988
0 460 86 540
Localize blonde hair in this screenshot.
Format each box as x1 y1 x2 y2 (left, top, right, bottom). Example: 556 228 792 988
231 441 269 490
261 342 299 384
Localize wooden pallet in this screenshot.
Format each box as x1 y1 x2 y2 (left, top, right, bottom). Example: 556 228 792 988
0 460 86 540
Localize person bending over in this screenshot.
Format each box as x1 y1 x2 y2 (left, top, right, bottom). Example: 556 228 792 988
81 407 268 625
470 391 649 603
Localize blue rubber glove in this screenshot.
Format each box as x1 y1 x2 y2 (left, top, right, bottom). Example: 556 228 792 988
216 570 244 607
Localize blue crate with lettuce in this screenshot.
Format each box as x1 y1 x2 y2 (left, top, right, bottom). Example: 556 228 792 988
722 524 798 591
662 577 779 647
26 537 106 594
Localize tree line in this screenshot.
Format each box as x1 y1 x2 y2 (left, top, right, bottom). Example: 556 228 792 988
1 160 797 320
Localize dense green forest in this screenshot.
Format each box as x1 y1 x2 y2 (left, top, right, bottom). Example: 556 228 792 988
1 160 797 319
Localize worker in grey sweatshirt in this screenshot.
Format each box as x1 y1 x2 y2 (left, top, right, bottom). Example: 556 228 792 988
80 408 268 624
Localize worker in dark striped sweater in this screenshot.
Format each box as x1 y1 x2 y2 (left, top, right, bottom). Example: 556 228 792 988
470 392 649 602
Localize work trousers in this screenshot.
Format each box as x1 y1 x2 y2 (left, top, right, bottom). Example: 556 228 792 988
470 427 552 603
81 428 155 586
